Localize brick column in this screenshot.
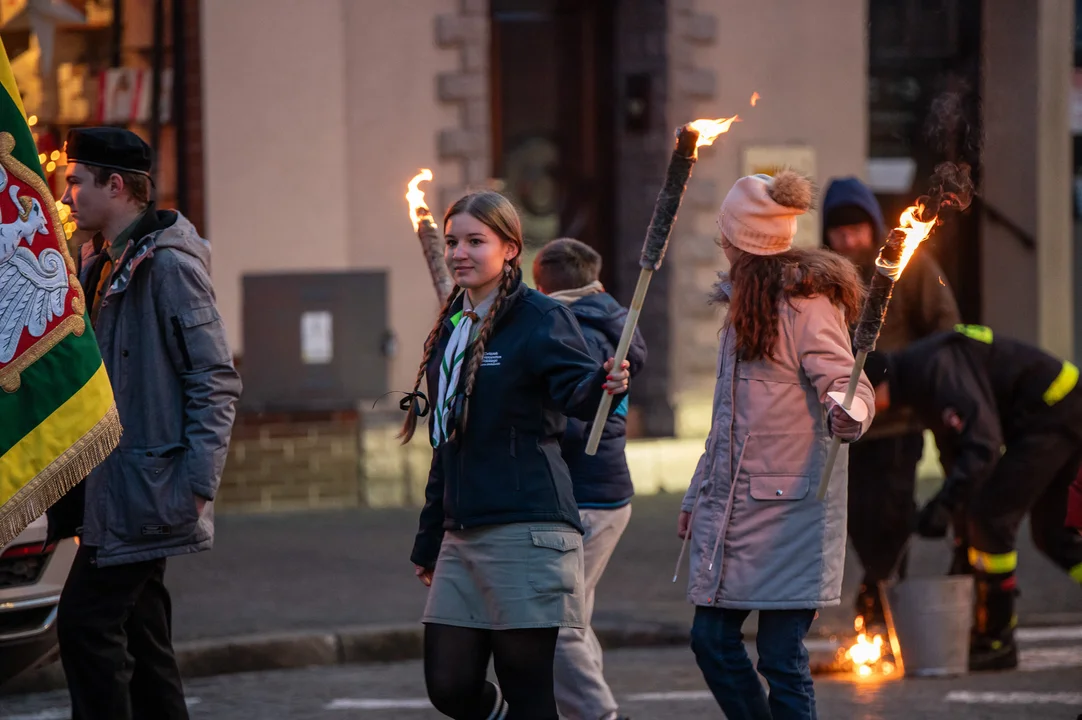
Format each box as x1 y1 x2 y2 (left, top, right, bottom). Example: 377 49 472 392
435 0 492 212
181 0 205 234
612 0 676 437
667 0 722 438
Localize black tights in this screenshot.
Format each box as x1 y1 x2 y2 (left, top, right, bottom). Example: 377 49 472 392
424 623 559 720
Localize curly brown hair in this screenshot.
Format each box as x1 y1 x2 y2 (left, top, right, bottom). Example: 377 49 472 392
719 247 865 362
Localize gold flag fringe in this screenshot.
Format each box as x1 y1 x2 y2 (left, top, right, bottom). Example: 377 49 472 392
0 404 122 549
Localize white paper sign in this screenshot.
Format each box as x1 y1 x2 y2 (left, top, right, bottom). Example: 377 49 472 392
301 311 333 365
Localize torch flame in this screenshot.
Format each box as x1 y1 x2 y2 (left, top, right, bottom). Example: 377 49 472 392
687 115 740 148
750 92 760 107
406 168 434 232
880 202 938 280
841 616 896 679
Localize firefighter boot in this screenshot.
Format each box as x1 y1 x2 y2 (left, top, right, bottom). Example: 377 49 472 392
969 575 1018 672
854 583 887 634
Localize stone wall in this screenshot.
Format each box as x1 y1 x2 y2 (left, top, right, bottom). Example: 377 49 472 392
218 411 363 513
218 411 432 514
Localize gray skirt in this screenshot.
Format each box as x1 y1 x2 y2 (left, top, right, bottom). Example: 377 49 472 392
422 522 586 630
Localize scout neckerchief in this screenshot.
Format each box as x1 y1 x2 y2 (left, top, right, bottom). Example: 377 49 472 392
89 210 145 326
432 288 496 447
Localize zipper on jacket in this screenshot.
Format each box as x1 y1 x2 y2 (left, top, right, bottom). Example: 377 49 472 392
509 427 517 458
171 316 194 371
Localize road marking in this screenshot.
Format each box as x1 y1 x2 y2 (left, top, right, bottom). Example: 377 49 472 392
3 710 69 720
1020 646 1082 672
1016 625 1082 643
5 698 200 720
946 691 1082 705
327 698 434 710
803 625 1082 655
326 692 719 710
624 691 715 702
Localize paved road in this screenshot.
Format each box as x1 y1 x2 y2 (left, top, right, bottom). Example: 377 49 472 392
165 492 1082 642
5 631 1081 720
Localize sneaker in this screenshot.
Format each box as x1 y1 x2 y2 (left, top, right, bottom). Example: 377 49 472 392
485 682 507 720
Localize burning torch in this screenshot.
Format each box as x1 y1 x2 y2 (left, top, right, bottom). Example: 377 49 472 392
814 205 939 501
585 116 739 456
406 169 455 301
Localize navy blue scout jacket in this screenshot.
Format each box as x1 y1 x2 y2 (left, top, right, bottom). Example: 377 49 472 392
410 273 628 570
559 294 647 508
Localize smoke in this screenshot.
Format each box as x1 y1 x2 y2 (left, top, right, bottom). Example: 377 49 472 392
917 73 980 223
918 161 975 221
923 73 982 166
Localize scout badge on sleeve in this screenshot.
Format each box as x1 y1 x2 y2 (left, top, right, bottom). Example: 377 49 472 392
0 37 121 547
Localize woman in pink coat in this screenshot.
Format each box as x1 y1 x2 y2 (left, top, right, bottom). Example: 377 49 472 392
677 170 875 719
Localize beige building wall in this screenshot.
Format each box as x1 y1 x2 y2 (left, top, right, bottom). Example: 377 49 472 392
203 0 459 392
342 0 460 392
202 0 351 356
670 0 868 436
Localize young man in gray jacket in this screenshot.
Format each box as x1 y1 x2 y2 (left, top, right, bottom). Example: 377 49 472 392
53 127 241 720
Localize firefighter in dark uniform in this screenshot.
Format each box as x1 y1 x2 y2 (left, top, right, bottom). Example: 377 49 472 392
864 324 1082 672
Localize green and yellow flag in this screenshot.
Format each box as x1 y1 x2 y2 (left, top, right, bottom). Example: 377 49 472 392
0 38 120 547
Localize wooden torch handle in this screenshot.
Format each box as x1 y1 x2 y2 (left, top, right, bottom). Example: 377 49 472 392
585 268 653 456
815 349 868 501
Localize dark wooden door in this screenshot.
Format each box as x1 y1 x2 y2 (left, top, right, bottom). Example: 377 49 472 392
490 0 616 288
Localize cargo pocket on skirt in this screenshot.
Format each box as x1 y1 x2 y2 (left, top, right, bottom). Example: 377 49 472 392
528 528 583 594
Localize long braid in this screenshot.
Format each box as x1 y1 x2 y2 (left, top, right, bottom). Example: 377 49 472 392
456 264 517 435
399 286 461 443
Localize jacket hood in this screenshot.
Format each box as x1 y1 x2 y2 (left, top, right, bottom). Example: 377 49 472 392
569 292 628 348
147 210 211 272
821 177 886 244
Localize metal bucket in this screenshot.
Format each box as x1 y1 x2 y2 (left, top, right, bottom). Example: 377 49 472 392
879 575 974 678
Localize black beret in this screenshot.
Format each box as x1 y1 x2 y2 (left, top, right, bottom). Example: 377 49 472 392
65 127 152 177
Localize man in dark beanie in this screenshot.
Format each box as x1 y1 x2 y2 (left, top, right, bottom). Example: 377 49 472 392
821 176 960 632
52 127 241 719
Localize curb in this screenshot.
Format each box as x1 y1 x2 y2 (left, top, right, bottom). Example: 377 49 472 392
0 620 848 696
4 613 1080 696
0 621 691 696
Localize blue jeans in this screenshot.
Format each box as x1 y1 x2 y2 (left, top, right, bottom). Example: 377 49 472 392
690 606 817 720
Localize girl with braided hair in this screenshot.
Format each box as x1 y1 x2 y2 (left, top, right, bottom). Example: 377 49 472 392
402 191 629 720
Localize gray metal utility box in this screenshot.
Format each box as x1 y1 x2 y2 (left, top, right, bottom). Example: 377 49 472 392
240 271 391 412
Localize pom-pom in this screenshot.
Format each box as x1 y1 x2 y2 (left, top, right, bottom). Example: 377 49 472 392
767 170 814 211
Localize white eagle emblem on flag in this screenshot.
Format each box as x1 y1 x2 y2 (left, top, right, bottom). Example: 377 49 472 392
0 162 69 363
0 131 85 392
